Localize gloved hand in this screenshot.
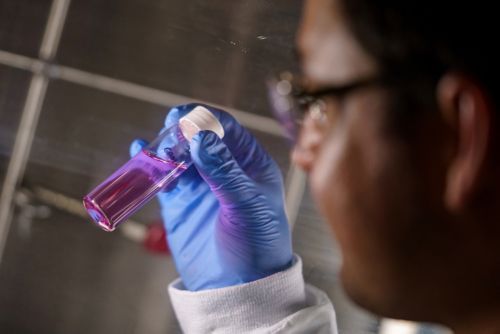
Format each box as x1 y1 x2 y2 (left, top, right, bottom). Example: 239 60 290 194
130 104 293 291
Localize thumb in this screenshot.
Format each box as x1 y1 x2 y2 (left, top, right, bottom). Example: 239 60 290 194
190 131 260 207
129 138 149 158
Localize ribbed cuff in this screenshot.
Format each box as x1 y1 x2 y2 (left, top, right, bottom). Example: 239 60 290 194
168 255 307 333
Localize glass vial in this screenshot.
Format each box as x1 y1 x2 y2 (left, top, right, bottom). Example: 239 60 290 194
83 106 224 232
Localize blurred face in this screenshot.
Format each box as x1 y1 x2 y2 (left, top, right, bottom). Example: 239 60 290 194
294 0 450 319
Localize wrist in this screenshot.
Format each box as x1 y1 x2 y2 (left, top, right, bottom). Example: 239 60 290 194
169 256 307 333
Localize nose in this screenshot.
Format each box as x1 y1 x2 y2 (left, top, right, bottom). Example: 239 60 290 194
291 115 325 172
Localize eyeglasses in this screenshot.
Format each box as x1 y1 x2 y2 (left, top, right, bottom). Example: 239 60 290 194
267 72 383 145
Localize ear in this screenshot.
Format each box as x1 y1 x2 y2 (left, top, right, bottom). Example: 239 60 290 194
437 73 492 212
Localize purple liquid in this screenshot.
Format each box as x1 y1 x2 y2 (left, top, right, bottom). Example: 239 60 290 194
83 149 188 231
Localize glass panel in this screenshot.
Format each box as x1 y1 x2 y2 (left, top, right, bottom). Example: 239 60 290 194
0 0 52 57
0 209 181 334
57 0 301 116
0 65 31 187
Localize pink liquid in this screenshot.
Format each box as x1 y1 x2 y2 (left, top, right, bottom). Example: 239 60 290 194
83 150 188 231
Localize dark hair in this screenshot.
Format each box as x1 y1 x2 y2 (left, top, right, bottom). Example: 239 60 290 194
340 0 499 108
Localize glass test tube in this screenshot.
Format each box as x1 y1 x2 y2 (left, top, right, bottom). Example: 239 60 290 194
83 106 224 232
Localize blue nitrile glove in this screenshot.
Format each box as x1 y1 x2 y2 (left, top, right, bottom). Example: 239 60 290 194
130 104 293 291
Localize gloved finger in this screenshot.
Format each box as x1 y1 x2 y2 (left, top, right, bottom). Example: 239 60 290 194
129 138 149 158
165 104 264 166
166 104 277 181
208 107 278 184
190 130 262 207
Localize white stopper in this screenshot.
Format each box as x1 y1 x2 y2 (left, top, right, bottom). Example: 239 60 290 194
179 106 225 141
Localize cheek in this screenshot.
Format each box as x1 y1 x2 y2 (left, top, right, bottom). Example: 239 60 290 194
309 110 372 235
307 93 444 312
308 98 408 258
309 131 347 224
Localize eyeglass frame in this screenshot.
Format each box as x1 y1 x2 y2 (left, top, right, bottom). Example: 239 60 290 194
267 71 390 145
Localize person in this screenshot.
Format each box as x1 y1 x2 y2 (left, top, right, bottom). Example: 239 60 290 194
130 0 500 332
